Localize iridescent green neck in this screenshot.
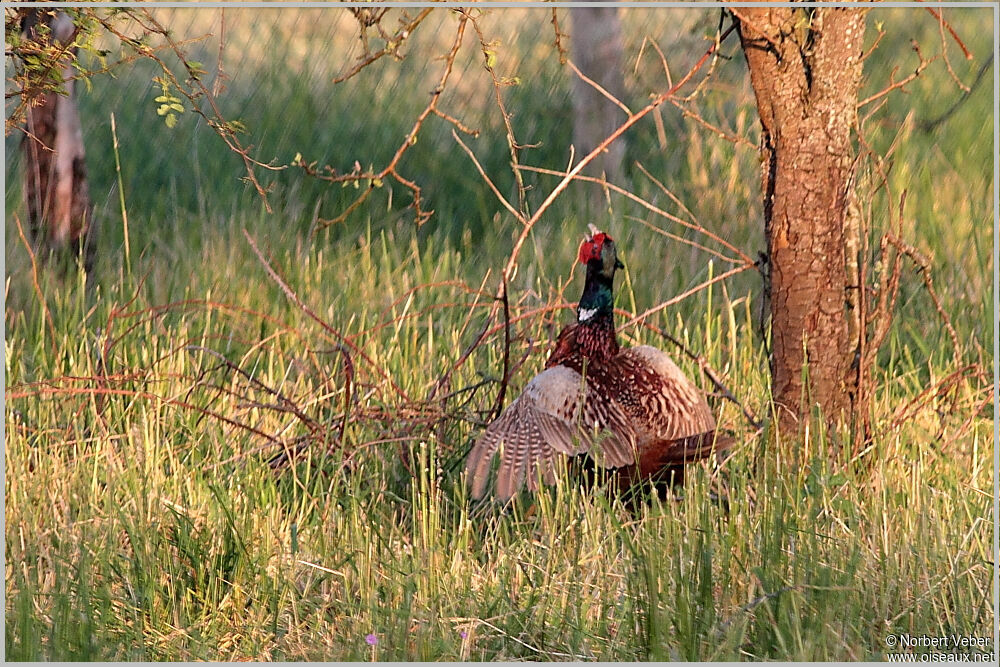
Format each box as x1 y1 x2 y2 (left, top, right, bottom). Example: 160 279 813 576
577 264 615 324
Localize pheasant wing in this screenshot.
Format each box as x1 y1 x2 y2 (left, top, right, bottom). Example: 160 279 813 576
614 345 716 441
466 365 636 500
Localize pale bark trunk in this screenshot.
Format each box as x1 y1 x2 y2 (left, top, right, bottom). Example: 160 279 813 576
570 0 626 198
21 10 93 268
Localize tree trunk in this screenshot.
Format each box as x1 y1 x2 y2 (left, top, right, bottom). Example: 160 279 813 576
736 7 866 436
21 9 93 269
570 0 626 206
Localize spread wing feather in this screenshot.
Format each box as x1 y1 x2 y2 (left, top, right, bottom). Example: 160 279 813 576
466 365 636 500
467 346 724 500
615 346 716 442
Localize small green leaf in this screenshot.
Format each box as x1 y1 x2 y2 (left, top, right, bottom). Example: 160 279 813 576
165 113 178 128
485 50 497 69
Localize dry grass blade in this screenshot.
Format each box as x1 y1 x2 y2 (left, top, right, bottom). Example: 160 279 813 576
242 228 411 402
12 213 56 350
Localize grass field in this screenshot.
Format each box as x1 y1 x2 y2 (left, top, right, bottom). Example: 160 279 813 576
4 6 995 661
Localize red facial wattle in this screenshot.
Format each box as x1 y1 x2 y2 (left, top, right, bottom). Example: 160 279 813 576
578 232 612 265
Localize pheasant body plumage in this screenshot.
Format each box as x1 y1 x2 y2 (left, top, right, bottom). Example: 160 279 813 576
466 229 730 500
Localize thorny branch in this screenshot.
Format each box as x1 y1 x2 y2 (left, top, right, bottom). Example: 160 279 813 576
333 8 433 84
126 9 284 209
857 40 938 108
464 9 533 219
296 11 474 229
8 8 287 208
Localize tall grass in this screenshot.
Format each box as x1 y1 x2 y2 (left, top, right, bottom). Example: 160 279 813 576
5 6 994 661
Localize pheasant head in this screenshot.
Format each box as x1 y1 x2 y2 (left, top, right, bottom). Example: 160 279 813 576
577 227 624 323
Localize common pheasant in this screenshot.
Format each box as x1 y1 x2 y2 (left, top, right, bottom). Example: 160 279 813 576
466 228 731 500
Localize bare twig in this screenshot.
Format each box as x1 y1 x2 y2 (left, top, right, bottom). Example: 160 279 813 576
516 164 752 266
185 345 320 433
667 97 755 148
622 214 733 266
635 36 673 90
550 8 568 65
935 8 971 92
920 3 973 60
567 58 632 115
888 364 978 432
861 22 887 62
306 12 470 228
620 263 755 330
211 8 228 98
242 228 412 402
452 130 524 222
858 40 937 108
943 389 992 451
465 10 531 218
332 8 434 84
634 161 698 225
885 234 962 361
920 53 993 131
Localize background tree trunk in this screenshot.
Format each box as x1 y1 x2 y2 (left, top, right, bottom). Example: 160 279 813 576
21 9 93 269
736 7 866 436
570 0 626 209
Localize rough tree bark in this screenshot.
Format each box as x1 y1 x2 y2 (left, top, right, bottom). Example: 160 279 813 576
570 0 626 200
20 9 93 269
736 6 867 436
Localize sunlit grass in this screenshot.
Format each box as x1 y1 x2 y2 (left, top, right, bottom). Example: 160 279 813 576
5 5 993 661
